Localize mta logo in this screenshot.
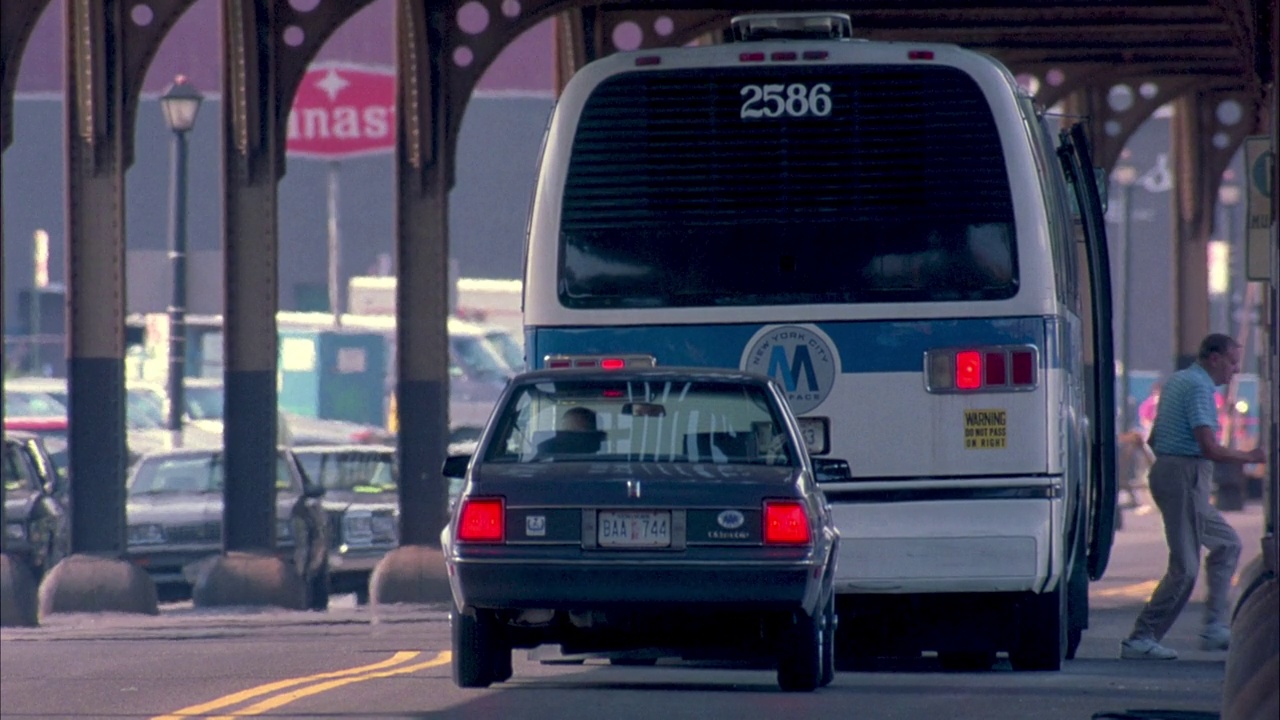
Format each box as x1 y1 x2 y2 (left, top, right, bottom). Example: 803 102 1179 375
768 345 819 393
741 325 838 414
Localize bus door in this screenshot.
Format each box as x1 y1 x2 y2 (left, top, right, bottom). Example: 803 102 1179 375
1058 123 1117 581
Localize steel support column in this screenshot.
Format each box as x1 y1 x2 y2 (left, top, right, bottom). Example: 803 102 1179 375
394 0 453 549
1170 88 1263 368
221 0 283 555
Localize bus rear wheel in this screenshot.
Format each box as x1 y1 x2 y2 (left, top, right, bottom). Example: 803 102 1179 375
1009 587 1065 671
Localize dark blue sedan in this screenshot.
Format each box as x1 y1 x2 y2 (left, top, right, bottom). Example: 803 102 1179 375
442 364 844 691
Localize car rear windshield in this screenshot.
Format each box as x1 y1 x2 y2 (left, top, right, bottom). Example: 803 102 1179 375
559 64 1017 307
483 378 796 466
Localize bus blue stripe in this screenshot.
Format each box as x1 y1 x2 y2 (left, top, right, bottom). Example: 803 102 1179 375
530 318 1053 373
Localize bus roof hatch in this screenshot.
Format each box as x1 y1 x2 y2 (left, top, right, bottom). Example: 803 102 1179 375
730 12 853 42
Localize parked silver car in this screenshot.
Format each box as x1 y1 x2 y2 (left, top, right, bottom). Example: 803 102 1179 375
124 448 328 605
3 431 70 580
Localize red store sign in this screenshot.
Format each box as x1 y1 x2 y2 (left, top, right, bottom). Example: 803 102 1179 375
287 62 395 159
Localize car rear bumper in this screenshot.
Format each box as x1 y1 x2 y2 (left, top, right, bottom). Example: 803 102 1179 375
328 547 391 574
449 557 821 611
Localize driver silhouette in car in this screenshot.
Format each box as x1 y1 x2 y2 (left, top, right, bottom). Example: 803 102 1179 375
536 406 605 457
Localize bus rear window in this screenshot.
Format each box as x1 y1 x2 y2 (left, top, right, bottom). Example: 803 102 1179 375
559 64 1017 307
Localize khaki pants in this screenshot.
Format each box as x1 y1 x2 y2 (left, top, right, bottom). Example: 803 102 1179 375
1129 456 1242 641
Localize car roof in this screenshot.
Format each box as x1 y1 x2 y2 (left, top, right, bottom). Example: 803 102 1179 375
4 377 67 391
3 416 69 431
512 366 775 386
290 444 395 454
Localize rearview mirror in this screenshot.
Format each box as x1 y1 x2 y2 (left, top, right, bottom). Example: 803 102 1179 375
304 483 326 499
622 402 666 417
443 454 472 479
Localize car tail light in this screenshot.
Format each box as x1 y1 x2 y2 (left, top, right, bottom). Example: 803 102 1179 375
457 497 504 543
908 50 935 60
926 346 1038 393
764 500 811 545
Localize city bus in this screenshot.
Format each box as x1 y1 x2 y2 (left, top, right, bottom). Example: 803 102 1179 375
521 12 1116 670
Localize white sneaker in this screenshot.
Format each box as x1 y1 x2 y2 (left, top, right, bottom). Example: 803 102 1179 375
1120 637 1178 660
1199 625 1230 651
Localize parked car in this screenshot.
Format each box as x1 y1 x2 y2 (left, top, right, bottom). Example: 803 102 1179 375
3 379 68 419
3 430 70 580
124 448 329 605
481 325 525 372
3 416 69 478
290 444 399 604
442 364 843 690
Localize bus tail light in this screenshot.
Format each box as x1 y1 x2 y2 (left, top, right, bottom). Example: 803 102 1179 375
457 497 505 543
925 347 1038 393
764 500 811 545
544 354 656 370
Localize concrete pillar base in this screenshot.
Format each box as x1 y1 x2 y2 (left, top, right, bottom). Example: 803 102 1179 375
191 552 306 610
37 554 158 616
369 545 451 605
1222 562 1278 720
0 554 40 626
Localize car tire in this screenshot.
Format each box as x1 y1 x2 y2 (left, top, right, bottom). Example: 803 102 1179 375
1009 586 1065 671
452 605 496 688
777 608 823 692
820 592 836 687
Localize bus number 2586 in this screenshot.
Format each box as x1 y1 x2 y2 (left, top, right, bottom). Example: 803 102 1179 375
740 83 833 119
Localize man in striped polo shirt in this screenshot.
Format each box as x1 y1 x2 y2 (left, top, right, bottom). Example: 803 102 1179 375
1120 333 1265 660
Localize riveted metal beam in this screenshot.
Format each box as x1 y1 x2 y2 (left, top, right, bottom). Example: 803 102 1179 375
220 0 377 556
394 0 452 549
1168 86 1263 367
62 0 131 558
1060 76 1208 174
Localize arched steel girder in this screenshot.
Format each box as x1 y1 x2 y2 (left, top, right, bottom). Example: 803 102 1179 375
223 0 379 182
1058 73 1258 176
1 0 55 152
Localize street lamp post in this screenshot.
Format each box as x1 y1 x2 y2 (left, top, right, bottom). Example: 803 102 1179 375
1113 164 1138 434
159 75 203 434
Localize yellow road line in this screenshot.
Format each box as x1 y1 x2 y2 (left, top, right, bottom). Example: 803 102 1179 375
152 651 422 720
206 651 451 719
1093 579 1158 600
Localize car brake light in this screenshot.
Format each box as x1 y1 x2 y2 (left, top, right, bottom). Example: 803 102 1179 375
908 50 935 60
740 52 766 62
600 358 626 370
457 497 504 543
764 500 811 545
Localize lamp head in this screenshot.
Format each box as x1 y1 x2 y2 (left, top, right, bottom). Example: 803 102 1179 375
160 75 203 133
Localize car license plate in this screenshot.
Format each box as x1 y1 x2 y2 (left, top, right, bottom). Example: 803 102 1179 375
597 511 671 548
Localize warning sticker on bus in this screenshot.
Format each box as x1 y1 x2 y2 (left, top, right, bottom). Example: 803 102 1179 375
964 409 1007 449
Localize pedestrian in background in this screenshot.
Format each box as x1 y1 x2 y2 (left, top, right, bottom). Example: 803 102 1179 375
1119 333 1265 660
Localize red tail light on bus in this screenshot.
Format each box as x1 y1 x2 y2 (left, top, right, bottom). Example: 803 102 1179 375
926 346 1038 393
